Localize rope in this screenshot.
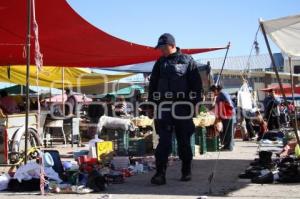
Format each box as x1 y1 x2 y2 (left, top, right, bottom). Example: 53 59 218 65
32 0 43 70
207 43 231 194
39 151 46 195
215 42 230 86
240 26 260 80
207 117 232 194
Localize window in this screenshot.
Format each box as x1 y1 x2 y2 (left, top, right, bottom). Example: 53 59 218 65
294 65 300 74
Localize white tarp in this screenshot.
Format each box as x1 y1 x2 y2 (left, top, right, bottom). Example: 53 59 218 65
103 61 155 73
262 14 300 57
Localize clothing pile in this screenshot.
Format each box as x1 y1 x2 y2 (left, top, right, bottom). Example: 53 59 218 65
259 129 285 145
3 152 63 192
239 151 300 184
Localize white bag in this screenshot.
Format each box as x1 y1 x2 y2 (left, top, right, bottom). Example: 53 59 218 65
0 174 10 191
237 83 253 110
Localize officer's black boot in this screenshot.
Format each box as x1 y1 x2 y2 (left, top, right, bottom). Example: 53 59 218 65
180 160 192 181
151 161 167 185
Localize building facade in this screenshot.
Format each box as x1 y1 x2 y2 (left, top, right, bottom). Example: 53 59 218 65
200 53 300 100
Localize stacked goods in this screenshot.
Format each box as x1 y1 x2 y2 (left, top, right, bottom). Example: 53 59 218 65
206 137 220 152
171 134 196 157
196 127 207 154
193 112 216 127
206 126 220 152
131 116 153 128
100 129 129 156
128 138 146 156
239 151 300 184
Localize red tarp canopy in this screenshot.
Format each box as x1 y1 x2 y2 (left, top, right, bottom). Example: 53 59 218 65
0 0 225 67
260 85 300 95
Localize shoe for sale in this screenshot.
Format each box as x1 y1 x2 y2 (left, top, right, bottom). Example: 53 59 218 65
251 172 274 184
278 175 300 183
239 168 262 179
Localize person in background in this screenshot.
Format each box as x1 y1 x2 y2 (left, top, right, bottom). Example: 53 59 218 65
104 94 115 117
211 85 234 151
39 95 49 111
65 88 78 117
114 95 129 117
0 90 20 114
263 90 281 130
87 95 105 139
129 89 142 116
87 95 105 124
236 83 256 140
287 101 295 113
14 95 25 112
279 102 289 127
137 95 149 116
253 110 268 141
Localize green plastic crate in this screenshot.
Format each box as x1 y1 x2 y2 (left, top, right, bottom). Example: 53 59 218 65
194 127 200 145
198 127 207 154
128 138 146 156
206 136 220 152
100 129 129 156
172 133 195 157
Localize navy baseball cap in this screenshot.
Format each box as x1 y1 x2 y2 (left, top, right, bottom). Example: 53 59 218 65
155 33 176 49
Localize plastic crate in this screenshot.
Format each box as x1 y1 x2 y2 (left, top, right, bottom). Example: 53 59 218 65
197 127 207 154
194 127 200 145
128 138 146 156
100 129 129 156
172 133 195 157
206 136 220 152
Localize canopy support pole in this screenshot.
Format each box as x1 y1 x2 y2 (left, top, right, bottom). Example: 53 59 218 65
289 57 300 144
260 20 300 144
216 42 230 85
62 67 65 115
24 0 32 164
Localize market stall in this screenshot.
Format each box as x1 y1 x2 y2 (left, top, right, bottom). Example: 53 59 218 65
0 0 227 193
237 14 300 185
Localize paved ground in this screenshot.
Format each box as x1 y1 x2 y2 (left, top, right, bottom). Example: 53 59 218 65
1 140 300 199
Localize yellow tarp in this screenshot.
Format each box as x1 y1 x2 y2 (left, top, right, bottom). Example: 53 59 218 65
0 66 132 88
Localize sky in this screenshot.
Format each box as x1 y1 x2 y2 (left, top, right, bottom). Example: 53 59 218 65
67 0 300 59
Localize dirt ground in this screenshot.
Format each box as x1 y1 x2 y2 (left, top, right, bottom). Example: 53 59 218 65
1 141 300 199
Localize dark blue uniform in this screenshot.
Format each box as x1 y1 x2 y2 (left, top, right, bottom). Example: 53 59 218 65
148 48 202 165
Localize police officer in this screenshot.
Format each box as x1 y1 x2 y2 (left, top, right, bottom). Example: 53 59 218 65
148 33 203 185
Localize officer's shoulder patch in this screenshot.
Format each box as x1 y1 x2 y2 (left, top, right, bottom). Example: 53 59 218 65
179 54 193 63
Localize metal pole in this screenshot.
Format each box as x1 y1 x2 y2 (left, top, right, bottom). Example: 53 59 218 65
260 21 288 103
25 0 32 164
289 57 300 144
260 20 300 144
62 67 65 115
216 42 230 85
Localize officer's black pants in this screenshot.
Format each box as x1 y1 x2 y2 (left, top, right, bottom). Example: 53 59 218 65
154 112 195 165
